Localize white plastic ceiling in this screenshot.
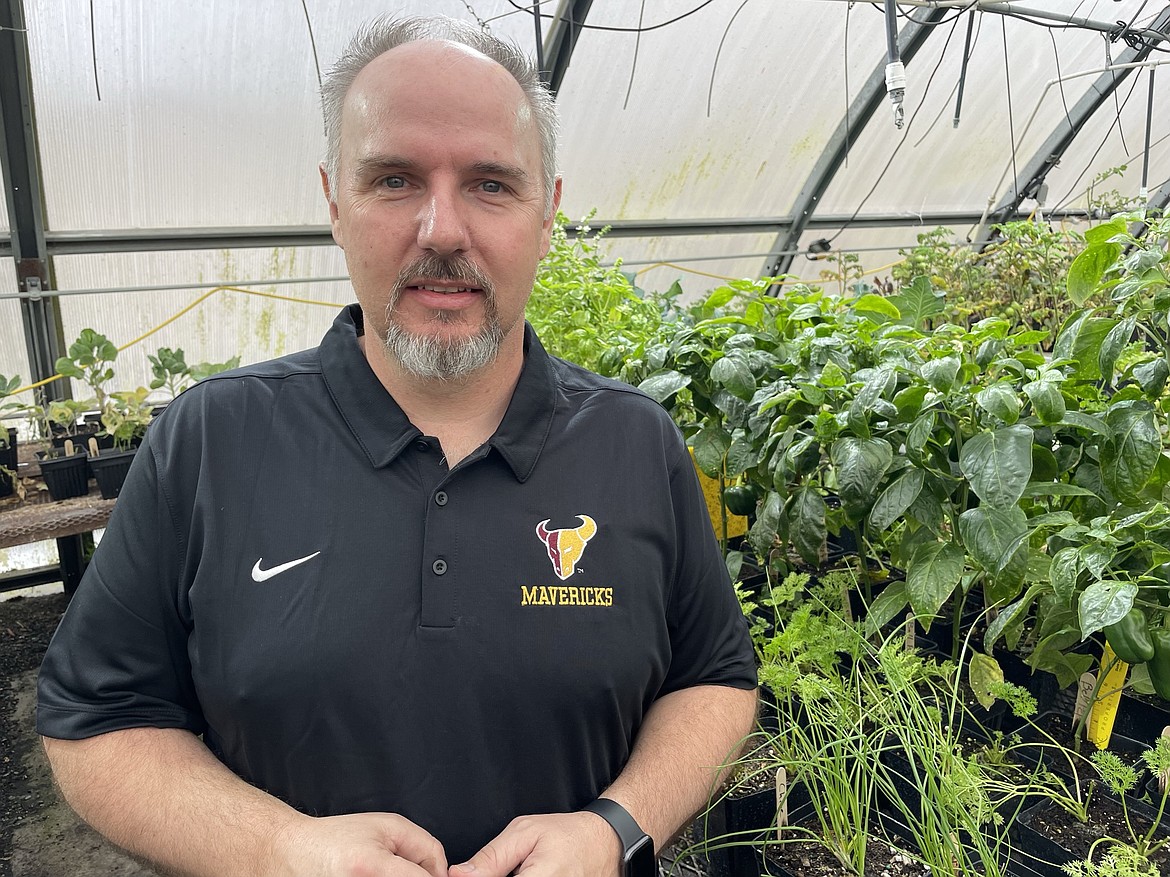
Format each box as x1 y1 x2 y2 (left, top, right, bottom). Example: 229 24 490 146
2 0 1167 396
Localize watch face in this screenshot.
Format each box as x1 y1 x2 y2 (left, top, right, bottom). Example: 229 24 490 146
624 835 656 877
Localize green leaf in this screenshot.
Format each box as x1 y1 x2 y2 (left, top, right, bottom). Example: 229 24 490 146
789 487 827 567
1054 316 1117 381
1023 379 1066 424
1060 411 1112 437
985 585 1044 651
1022 482 1099 498
893 385 928 420
922 356 960 393
907 541 966 628
832 437 894 519
959 424 1034 510
1067 244 1121 305
976 382 1021 425
889 276 945 329
1083 217 1127 245
725 435 757 477
853 293 901 322
1101 404 1162 500
747 491 783 558
1098 317 1136 381
1133 358 1170 398
711 353 756 398
638 370 691 404
958 505 1027 574
1078 580 1138 639
969 652 1005 710
691 426 732 478
704 286 737 309
819 360 846 388
864 579 910 636
869 468 925 533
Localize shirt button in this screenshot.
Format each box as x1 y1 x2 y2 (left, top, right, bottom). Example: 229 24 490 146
432 558 448 575
435 491 448 507
415 440 429 452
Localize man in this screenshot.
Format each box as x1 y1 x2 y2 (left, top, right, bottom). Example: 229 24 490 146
37 16 757 877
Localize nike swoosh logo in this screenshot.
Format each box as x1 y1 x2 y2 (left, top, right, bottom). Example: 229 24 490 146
251 551 322 582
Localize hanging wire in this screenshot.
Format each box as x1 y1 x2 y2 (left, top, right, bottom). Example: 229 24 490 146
844 1 853 166
1141 67 1156 198
1001 17 1020 208
914 12 985 147
501 0 720 33
1049 30 1073 132
624 0 648 110
706 0 753 118
952 10 976 127
88 0 101 101
1050 69 1149 212
828 11 964 243
299 0 322 89
1104 37 1130 155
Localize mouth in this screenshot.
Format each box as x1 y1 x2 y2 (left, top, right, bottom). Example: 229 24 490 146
405 279 484 295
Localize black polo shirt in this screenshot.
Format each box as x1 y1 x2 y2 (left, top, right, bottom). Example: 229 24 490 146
37 304 756 863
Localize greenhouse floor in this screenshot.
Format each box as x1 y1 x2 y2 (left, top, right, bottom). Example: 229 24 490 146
1 590 152 877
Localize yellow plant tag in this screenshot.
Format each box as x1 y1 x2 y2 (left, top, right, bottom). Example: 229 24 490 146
1087 642 1129 750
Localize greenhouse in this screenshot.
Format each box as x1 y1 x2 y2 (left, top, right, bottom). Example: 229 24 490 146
1 1 1169 875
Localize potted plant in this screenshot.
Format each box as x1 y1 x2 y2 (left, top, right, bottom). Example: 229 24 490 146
54 327 118 422
88 388 153 499
0 373 26 498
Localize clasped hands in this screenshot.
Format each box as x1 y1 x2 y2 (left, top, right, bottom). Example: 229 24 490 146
275 808 626 877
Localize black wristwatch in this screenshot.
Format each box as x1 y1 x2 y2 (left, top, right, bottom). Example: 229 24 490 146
582 798 656 877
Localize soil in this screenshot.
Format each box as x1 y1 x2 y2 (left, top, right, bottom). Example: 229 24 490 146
762 821 929 877
1023 794 1170 873
0 592 155 877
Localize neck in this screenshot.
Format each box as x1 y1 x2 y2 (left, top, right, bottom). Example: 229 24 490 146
360 329 525 467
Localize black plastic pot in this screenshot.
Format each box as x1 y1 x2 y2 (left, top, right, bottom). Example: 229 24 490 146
36 447 89 500
702 784 777 877
0 426 17 498
88 447 136 499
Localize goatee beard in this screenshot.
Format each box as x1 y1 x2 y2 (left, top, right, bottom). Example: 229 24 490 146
381 254 503 382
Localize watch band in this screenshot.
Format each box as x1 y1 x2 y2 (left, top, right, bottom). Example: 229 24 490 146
582 797 649 855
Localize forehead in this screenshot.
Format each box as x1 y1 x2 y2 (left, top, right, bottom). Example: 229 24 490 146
341 40 537 166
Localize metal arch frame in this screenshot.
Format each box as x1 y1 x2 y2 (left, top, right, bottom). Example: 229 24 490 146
543 0 594 97
762 6 951 279
0 0 67 397
974 5 1170 244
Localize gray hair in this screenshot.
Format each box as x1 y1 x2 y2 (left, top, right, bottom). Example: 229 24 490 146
321 15 559 215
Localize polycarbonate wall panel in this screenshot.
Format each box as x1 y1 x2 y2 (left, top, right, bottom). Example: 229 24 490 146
0 262 37 411
26 1 542 233
815 8 1143 217
556 1 887 222
52 246 350 402
1043 66 1170 213
601 232 779 299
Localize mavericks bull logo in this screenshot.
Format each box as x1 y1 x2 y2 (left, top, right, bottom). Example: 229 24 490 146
535 515 597 581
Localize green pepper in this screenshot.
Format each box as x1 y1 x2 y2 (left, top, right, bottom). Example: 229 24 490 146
1146 625 1170 702
1104 608 1155 664
722 485 759 517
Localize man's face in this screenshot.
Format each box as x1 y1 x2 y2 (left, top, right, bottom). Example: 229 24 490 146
324 40 560 380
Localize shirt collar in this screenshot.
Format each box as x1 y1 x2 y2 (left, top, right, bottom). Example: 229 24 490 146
320 304 557 482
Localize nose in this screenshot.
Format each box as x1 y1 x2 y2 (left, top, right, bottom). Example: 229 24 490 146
416 183 471 255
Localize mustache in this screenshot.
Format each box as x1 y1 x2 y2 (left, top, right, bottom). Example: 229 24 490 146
393 254 493 296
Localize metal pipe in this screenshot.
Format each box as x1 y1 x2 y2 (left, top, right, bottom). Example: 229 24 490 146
953 11 976 128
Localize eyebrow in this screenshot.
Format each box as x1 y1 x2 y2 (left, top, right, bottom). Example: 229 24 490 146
353 156 533 186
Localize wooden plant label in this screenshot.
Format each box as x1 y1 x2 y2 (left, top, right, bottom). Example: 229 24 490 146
63 439 75 457
775 766 788 828
87 437 99 457
904 612 916 652
1073 672 1096 732
840 580 853 624
1161 727 1170 797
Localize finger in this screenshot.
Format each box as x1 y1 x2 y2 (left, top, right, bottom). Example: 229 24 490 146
380 816 449 877
450 823 536 877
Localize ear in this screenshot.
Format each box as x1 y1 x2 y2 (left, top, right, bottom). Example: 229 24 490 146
320 163 344 249
538 177 563 259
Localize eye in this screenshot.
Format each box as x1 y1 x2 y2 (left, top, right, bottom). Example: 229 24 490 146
479 180 504 194
380 175 407 190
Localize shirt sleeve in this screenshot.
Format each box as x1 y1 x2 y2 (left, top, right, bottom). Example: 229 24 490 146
659 440 758 696
37 427 205 739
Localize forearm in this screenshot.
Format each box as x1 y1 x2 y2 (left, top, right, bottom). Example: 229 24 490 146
600 684 758 851
42 727 304 877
